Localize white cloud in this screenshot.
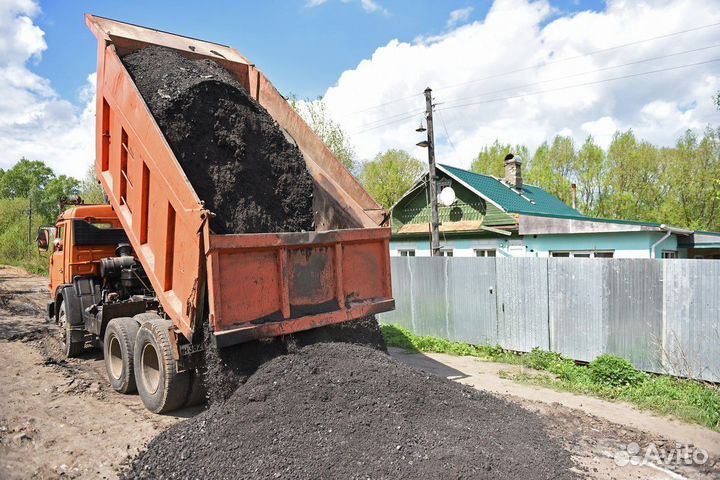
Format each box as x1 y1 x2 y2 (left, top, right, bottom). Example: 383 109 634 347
323 0 720 169
0 1 95 179
305 0 328 7
306 0 388 15
447 7 474 28
581 116 618 147
360 0 387 15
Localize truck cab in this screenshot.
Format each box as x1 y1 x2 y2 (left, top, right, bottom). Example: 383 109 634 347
40 203 156 361
47 204 126 302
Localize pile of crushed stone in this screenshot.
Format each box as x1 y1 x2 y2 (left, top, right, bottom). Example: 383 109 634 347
123 46 314 234
123 343 577 479
204 315 387 403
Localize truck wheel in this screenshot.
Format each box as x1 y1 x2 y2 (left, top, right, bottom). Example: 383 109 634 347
103 318 140 394
134 319 190 413
58 301 84 358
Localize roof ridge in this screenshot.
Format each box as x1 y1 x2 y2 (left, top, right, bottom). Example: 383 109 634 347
435 163 585 219
439 163 541 188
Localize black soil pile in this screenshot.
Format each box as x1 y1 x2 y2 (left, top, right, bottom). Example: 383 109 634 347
122 47 314 234
204 316 386 403
123 343 576 480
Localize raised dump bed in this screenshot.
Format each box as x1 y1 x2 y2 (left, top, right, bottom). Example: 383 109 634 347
85 15 394 347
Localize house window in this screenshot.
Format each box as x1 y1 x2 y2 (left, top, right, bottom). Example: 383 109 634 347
438 249 453 257
474 249 496 257
551 251 614 258
662 250 678 259
398 249 415 257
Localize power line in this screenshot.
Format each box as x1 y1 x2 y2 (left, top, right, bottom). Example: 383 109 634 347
341 20 720 117
436 58 720 112
350 57 720 135
433 21 720 92
351 107 424 131
436 110 458 153
439 44 720 107
351 110 424 135
343 92 423 116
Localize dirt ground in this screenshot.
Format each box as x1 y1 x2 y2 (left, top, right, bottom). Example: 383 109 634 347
0 267 200 479
1 266 718 479
391 349 720 479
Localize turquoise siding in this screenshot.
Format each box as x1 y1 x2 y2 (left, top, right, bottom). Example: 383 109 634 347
391 231 682 258
524 231 678 257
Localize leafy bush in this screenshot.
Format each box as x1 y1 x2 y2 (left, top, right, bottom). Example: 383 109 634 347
523 348 564 370
588 354 647 387
481 344 506 358
0 198 49 274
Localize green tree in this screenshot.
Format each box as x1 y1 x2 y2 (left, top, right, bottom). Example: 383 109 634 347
574 136 607 216
37 175 80 219
80 164 107 205
0 197 49 273
289 96 356 172
470 140 528 177
526 136 574 205
659 127 720 231
0 158 54 198
359 149 425 209
603 130 663 223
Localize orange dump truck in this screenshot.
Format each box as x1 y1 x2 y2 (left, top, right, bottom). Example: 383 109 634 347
39 15 394 413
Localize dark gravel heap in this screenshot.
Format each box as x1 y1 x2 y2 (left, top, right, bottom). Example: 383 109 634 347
204 316 387 403
123 343 576 480
123 46 314 234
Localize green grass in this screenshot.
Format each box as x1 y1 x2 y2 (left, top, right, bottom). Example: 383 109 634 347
381 323 720 432
0 197 49 275
381 323 518 362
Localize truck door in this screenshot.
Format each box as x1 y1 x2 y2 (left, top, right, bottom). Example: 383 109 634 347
49 222 66 297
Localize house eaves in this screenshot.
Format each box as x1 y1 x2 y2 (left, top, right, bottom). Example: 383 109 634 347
519 214 694 236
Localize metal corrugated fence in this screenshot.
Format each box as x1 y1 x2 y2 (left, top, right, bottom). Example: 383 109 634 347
379 257 719 382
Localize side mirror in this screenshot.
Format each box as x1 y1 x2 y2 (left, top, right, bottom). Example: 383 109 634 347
36 228 50 252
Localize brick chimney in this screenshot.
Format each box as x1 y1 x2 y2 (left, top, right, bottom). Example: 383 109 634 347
504 153 522 190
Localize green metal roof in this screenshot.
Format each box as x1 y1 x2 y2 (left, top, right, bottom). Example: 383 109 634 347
439 164 584 218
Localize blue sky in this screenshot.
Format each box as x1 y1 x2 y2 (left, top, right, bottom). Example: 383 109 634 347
34 0 604 105
1 0 718 178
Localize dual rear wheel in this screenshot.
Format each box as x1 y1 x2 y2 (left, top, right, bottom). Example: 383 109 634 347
103 314 205 413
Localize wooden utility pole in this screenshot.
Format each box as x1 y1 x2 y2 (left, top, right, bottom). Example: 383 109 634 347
423 87 441 256
28 190 33 244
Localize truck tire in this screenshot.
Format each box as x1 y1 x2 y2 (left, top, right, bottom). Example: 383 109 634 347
103 317 140 394
133 319 190 413
58 301 84 358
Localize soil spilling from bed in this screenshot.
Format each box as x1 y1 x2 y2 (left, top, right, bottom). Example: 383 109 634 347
203 315 387 403
122 343 576 480
122 46 314 234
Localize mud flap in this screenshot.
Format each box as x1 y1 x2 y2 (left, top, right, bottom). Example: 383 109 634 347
61 286 86 344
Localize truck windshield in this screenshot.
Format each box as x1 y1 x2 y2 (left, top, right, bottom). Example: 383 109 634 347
73 219 129 246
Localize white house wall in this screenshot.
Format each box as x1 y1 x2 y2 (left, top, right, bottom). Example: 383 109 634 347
390 231 682 258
